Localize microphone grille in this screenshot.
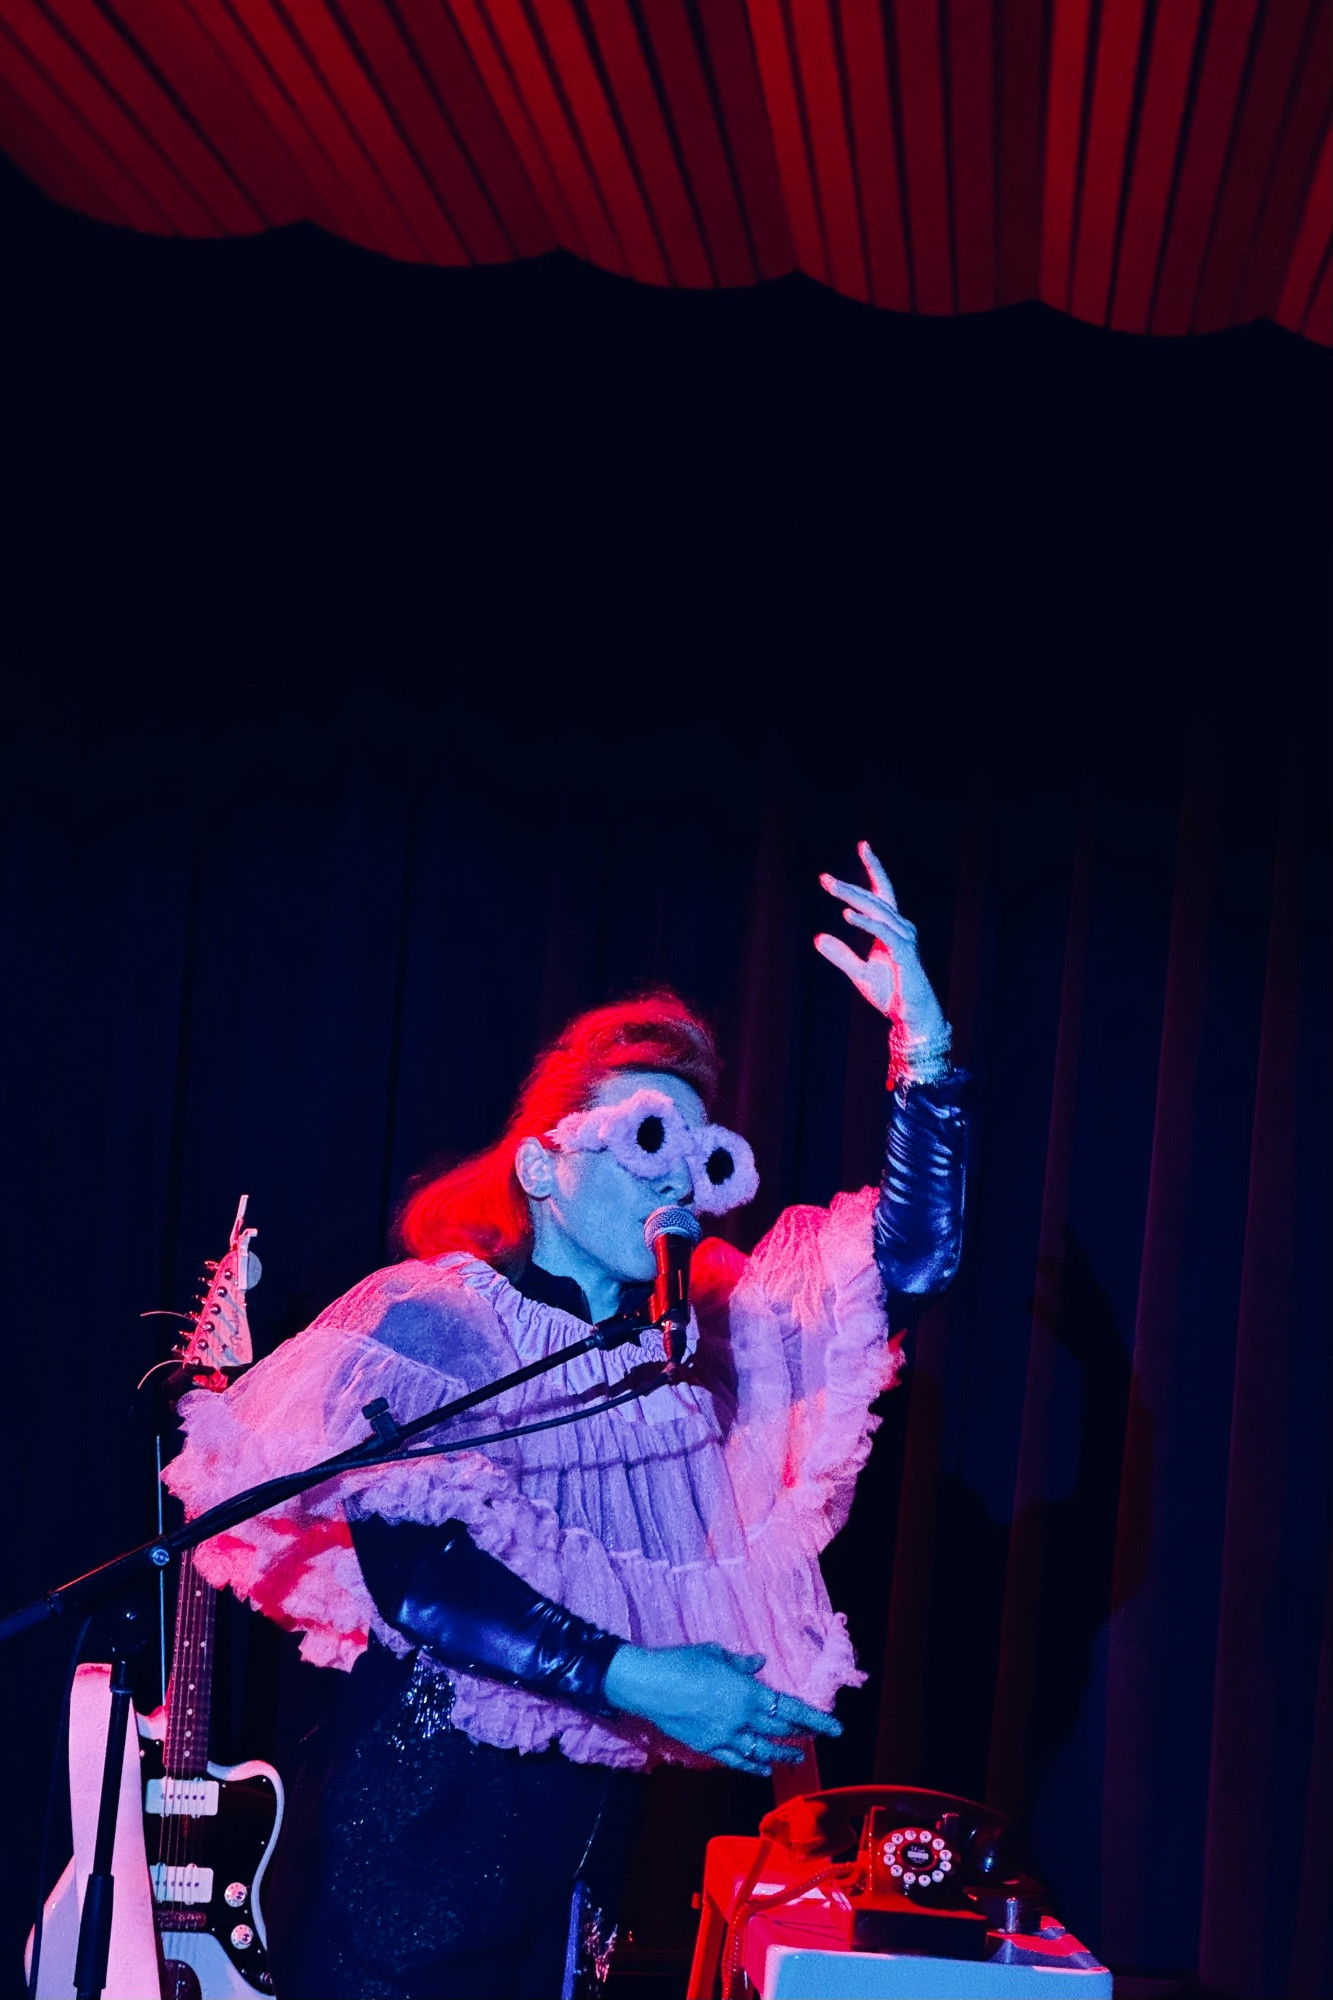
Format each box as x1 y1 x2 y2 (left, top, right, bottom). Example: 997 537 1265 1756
644 1205 703 1248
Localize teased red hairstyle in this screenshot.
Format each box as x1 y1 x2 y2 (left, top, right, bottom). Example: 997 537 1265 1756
397 992 721 1272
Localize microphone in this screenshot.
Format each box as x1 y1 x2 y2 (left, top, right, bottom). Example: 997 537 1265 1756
644 1206 702 1368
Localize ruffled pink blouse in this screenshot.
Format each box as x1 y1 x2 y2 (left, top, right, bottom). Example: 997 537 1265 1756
164 1187 903 1770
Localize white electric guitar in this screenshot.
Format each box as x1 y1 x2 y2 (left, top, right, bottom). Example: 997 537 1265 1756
30 1200 284 2000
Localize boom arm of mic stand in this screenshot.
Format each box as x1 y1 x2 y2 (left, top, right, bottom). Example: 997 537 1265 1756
1 1303 659 1644
390 1303 649 1446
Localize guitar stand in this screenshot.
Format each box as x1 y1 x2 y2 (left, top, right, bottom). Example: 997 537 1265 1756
71 1607 151 2000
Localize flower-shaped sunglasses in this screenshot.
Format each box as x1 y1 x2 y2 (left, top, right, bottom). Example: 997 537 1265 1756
545 1088 759 1216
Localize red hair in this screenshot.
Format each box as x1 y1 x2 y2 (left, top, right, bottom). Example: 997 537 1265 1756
397 993 721 1272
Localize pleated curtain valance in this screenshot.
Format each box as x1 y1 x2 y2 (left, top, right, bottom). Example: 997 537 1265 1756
1 0 1328 343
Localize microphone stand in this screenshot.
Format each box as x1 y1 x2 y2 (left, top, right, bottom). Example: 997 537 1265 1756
9 1301 660 2000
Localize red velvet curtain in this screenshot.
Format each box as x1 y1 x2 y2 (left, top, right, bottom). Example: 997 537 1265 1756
1 0 1328 341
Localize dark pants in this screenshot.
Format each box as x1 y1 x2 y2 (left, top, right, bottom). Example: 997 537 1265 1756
265 1644 638 2000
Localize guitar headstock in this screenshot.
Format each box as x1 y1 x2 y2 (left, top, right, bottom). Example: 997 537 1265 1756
176 1194 260 1385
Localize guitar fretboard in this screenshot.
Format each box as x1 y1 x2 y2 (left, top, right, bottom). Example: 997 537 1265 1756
164 1549 215 1779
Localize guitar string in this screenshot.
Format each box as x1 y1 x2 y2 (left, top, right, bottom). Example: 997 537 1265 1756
165 1544 200 1885
160 1544 176 1882
181 1550 205 1884
160 1256 250 1976
177 1546 206 1885
194 1550 215 1896
173 1268 227 1900
165 1264 232 1935
170 1262 209 1890
167 1546 262 1985
164 1546 195 1982
162 1546 182 1882
171 1547 191 1881
174 1547 194 1882
170 1256 216 1883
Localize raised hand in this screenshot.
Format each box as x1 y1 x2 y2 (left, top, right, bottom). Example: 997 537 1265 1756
814 840 948 1043
602 1641 841 1775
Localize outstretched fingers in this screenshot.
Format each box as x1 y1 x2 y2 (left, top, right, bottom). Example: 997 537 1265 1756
715 1728 805 1773
714 1743 784 1774
822 874 917 937
840 905 913 947
814 932 871 980
753 1692 843 1741
857 840 897 906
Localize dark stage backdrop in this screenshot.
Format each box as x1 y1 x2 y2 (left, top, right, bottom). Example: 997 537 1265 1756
2 163 1330 1999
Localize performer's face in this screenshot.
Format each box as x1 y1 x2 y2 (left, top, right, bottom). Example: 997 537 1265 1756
529 1070 703 1288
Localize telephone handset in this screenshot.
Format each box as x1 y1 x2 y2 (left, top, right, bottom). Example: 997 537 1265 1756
759 1784 1013 1874
725 1785 1047 1977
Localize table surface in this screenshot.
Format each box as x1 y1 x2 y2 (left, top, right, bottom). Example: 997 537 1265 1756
743 1884 1112 1998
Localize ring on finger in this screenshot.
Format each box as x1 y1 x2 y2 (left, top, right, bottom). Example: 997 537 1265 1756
765 1689 780 1721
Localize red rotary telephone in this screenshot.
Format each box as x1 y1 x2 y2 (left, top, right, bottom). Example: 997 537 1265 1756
759 1785 1031 1958
688 1785 1047 1999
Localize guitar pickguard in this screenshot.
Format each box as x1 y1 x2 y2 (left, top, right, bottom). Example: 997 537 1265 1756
139 1717 284 1998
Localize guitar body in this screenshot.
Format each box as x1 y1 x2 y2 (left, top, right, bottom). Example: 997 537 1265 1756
27 1862 81 2000
138 1713 284 1998
30 1716 283 2000
26 1665 162 2000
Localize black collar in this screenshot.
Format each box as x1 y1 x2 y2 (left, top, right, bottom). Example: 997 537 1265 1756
512 1260 653 1327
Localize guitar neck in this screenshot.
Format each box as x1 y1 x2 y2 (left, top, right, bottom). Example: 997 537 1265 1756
164 1547 216 1778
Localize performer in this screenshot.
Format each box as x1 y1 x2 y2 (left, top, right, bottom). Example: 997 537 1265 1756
164 843 968 2000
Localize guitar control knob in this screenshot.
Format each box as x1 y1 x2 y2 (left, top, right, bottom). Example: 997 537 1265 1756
224 1883 248 1908
229 1924 255 1950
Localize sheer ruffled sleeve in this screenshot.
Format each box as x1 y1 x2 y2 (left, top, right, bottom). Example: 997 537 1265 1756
162 1258 633 1676
707 1187 905 1557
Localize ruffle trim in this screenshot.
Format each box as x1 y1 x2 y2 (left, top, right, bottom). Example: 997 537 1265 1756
781 1186 905 1547
729 1186 903 1555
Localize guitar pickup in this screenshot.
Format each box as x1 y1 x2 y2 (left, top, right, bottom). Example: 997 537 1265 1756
150 1864 215 1906
145 1777 220 1817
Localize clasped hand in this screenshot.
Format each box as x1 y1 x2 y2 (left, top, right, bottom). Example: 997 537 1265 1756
603 1642 841 1775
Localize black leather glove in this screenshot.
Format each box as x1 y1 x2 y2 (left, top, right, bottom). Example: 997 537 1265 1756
874 1070 969 1314
350 1513 625 1714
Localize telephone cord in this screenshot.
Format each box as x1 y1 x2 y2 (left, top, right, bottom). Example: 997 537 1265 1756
723 1856 863 2000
